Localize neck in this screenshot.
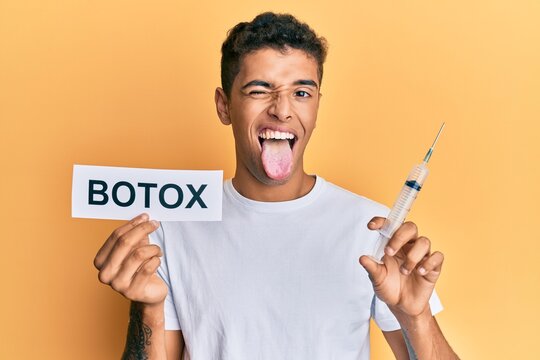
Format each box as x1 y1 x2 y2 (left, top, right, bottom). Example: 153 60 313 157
232 168 316 202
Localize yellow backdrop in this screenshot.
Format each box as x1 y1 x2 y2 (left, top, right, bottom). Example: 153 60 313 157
1 0 539 359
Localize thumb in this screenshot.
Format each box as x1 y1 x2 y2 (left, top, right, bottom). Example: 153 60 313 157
359 255 386 285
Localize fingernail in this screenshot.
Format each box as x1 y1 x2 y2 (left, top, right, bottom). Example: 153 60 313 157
368 221 376 228
151 220 159 227
400 266 410 275
418 267 426 275
141 213 149 220
385 246 395 256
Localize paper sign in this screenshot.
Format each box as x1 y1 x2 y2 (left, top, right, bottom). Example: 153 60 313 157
72 165 223 221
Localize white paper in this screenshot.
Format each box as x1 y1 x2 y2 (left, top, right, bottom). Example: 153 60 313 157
72 165 223 221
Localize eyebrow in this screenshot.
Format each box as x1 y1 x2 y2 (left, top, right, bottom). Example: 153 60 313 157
241 79 319 90
241 80 272 89
294 79 319 88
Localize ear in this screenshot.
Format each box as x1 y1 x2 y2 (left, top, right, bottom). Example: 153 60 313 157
215 87 231 125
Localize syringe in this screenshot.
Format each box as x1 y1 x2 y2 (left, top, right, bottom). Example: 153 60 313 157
372 123 445 263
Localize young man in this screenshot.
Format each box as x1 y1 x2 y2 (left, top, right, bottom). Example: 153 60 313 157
94 12 459 359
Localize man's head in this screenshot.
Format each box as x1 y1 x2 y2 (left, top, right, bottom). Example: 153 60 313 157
215 13 328 197
220 12 328 99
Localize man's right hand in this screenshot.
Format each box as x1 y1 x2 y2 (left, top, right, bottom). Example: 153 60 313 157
93 213 167 305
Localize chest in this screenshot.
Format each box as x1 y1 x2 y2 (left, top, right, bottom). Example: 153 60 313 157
166 219 375 334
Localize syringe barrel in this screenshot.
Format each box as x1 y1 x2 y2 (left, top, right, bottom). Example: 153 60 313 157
372 163 430 262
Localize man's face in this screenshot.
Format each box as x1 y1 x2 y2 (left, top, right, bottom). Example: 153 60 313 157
219 47 321 185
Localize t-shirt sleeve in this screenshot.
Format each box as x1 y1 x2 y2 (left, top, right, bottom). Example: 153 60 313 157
371 290 444 332
149 224 182 330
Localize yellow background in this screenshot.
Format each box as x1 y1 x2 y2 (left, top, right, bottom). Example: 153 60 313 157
1 0 539 358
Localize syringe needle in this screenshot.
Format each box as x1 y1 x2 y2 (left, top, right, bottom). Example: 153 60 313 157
423 122 446 163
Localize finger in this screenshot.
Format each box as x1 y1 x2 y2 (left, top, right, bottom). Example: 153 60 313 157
110 245 163 294
359 255 387 286
400 236 431 275
98 220 159 284
94 213 149 269
417 251 444 283
367 217 386 230
385 221 418 256
124 256 162 301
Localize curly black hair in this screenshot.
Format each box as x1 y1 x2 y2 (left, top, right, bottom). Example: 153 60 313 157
220 12 328 97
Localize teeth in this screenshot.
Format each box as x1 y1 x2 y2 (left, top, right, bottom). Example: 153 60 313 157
259 130 295 140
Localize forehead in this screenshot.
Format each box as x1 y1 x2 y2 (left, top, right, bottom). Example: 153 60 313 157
235 47 319 87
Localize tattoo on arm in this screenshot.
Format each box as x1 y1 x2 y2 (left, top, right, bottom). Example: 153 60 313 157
122 302 153 360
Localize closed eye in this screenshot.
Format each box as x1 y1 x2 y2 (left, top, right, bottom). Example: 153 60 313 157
248 90 272 98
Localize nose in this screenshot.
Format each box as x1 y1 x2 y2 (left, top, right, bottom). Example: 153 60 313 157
268 93 292 122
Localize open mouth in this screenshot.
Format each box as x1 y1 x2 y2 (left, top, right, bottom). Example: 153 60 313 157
257 129 297 149
258 129 296 180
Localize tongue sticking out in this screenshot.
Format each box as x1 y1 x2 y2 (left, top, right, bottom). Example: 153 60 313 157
261 139 293 181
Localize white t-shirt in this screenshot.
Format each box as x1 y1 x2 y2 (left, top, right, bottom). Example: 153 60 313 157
150 176 442 360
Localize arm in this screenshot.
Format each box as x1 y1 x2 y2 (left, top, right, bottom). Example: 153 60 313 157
383 330 409 360
392 311 457 360
384 316 457 360
165 330 185 360
122 302 185 360
360 218 459 359
94 214 184 359
122 302 166 359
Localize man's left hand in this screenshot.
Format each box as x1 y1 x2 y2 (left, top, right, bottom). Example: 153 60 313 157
359 217 444 317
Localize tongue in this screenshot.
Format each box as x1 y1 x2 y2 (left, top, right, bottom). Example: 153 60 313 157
261 139 293 181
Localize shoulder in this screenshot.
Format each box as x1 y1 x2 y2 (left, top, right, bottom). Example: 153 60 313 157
319 177 389 215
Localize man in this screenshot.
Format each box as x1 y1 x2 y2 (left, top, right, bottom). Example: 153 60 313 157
94 12 459 359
